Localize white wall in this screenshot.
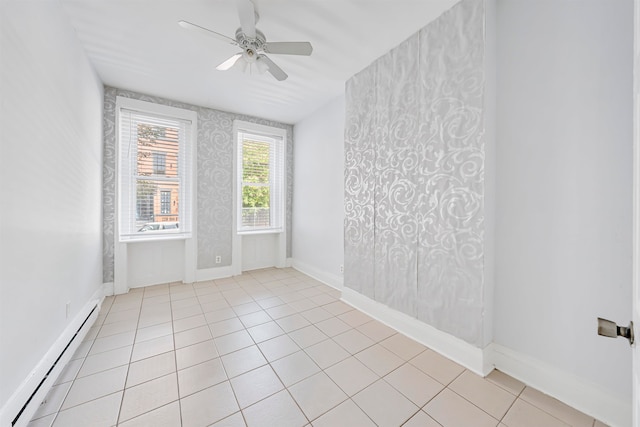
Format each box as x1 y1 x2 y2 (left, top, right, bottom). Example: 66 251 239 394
494 0 632 407
0 0 104 414
292 95 345 288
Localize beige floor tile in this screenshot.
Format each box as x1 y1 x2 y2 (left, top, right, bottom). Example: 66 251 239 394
211 318 246 340
54 358 83 385
126 351 176 388
61 365 127 410
594 420 609 427
134 322 173 344
266 304 298 319
230 365 284 408
172 303 203 321
221 345 268 378
314 317 352 337
322 301 353 316
289 372 348 421
174 324 213 349
171 296 200 310
96 318 138 338
424 388 499 427
131 334 174 362
28 413 56 427
215 330 254 355
201 298 231 313
239 310 272 328
300 307 333 323
333 329 375 354
486 369 525 395
178 357 227 397
119 373 178 422
247 321 285 343
78 345 132 377
449 370 517 420
409 349 465 385
181 381 240 427
502 398 569 427
379 333 426 360
289 298 318 312
176 339 219 370
288 325 329 348
519 387 594 427
173 313 207 333
311 399 375 427
309 293 336 306
138 311 172 329
305 338 350 369
118 401 181 427
403 410 442 427
256 296 285 309
276 313 311 332
354 343 404 376
89 330 136 355
205 307 238 324
242 389 308 427
352 379 419 427
338 310 373 328
70 340 93 360
210 411 247 427
357 321 397 342
384 363 444 406
324 356 378 396
233 302 262 316
104 307 140 325
271 350 321 387
258 334 301 362
53 391 122 427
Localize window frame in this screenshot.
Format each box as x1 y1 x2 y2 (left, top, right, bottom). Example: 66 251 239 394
234 120 286 235
116 97 197 242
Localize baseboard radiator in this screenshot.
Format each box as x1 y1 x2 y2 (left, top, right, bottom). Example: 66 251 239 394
10 304 98 427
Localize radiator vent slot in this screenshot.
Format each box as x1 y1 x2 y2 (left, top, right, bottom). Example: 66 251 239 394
12 304 98 426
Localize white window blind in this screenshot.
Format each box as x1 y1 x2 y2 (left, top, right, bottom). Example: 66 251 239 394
237 127 285 233
118 105 194 240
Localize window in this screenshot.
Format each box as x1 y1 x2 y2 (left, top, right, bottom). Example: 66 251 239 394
117 97 196 240
153 152 166 175
160 190 171 215
235 121 285 233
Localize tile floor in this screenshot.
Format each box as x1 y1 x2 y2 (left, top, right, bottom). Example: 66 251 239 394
29 268 606 427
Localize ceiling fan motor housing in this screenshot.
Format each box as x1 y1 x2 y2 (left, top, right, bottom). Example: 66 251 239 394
235 27 266 62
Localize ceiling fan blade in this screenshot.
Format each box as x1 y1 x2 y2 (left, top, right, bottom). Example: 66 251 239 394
264 42 313 56
257 55 288 81
179 20 237 45
216 53 243 71
236 0 256 38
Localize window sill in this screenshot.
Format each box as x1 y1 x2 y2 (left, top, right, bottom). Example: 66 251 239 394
119 233 191 244
237 228 283 236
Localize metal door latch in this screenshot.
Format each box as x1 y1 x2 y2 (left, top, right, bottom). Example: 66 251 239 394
597 318 635 345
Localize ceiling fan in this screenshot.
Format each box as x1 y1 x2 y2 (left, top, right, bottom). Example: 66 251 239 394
179 0 313 81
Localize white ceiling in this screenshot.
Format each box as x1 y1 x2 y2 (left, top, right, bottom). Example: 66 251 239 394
60 0 459 124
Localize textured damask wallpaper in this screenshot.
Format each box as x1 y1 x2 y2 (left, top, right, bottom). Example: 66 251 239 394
103 87 293 283
344 0 486 346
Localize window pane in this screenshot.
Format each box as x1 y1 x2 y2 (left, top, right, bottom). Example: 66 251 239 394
242 140 270 184
137 124 179 178
242 185 270 228
135 179 179 231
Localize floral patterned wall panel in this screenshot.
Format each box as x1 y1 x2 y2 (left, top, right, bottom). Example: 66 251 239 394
103 87 293 283
344 0 486 346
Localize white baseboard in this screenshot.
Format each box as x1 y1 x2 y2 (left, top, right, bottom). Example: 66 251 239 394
291 259 344 291
195 265 234 282
0 289 103 427
102 281 114 297
489 343 631 427
341 287 490 376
